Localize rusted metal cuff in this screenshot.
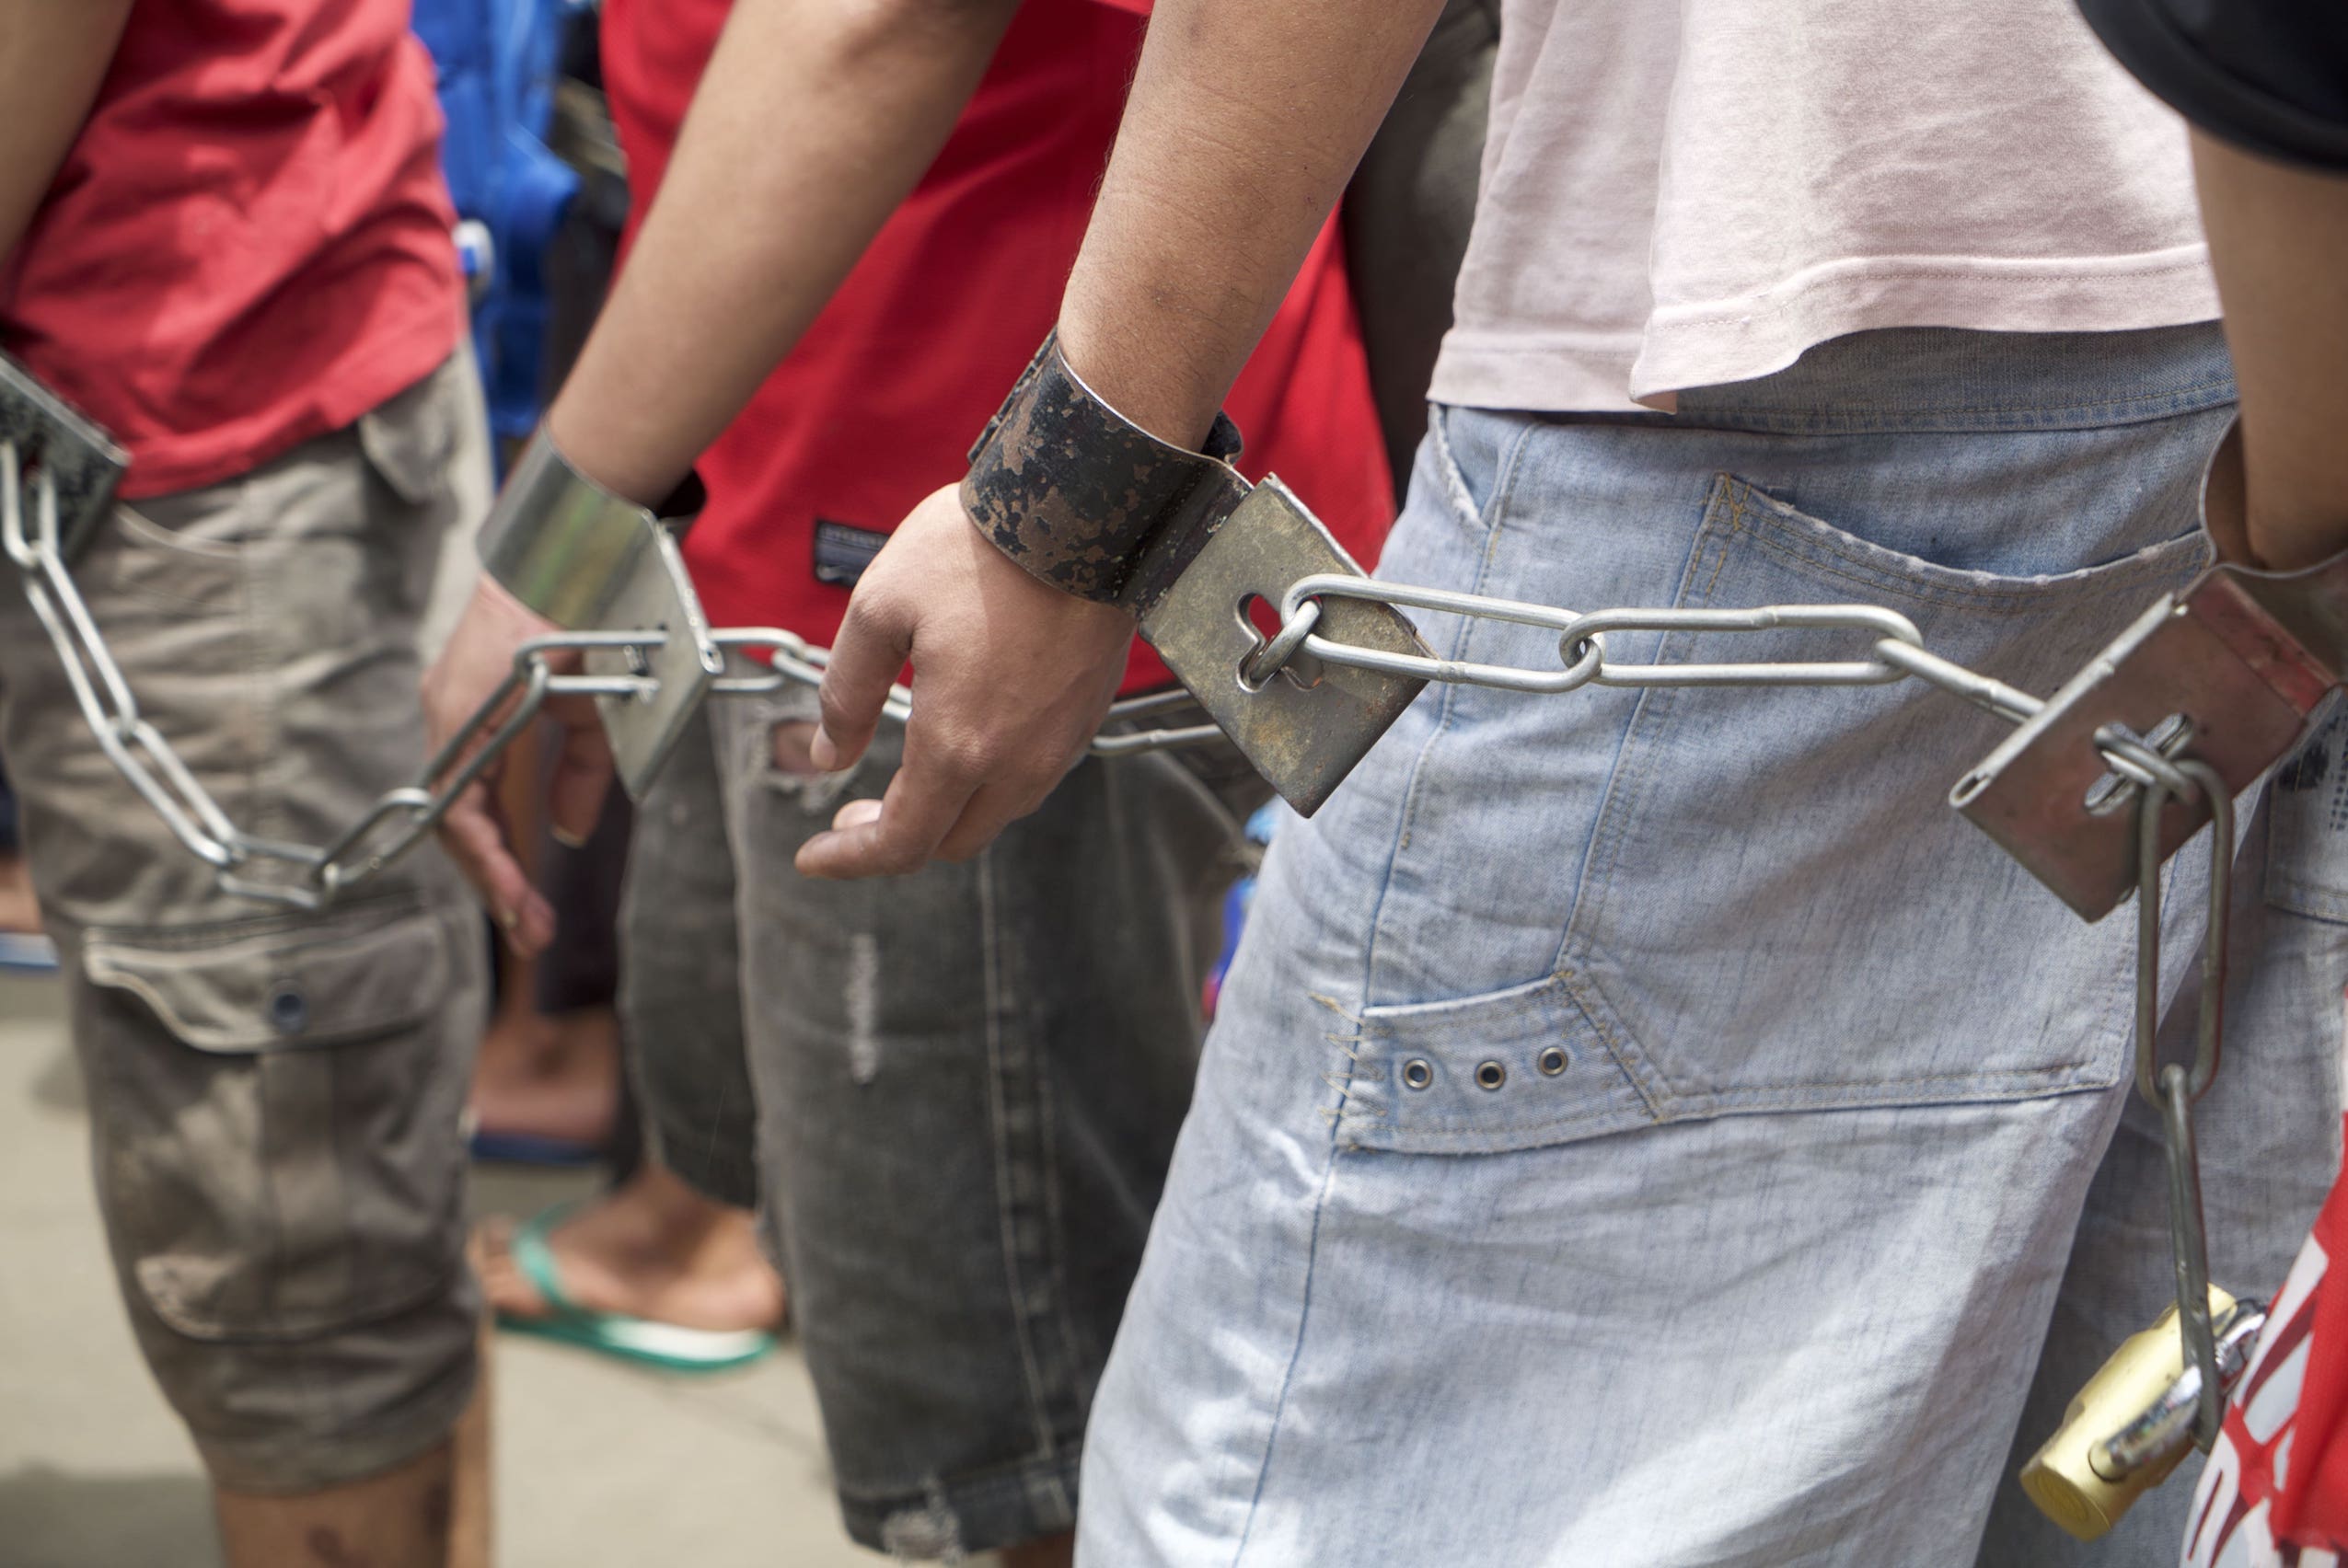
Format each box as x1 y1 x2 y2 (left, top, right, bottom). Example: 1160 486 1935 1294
1959 420 2348 918
479 427 707 630
961 329 1250 615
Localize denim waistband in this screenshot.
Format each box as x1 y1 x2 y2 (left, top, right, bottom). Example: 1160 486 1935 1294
1666 322 2237 436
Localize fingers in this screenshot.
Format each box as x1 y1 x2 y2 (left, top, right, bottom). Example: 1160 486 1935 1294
545 705 615 848
809 594 910 773
438 779 555 955
795 731 1066 878
793 740 979 879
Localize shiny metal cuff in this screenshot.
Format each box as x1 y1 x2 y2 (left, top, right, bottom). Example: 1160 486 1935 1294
479 428 705 629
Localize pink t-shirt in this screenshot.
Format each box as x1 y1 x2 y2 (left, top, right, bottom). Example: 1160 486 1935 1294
1433 0 2220 412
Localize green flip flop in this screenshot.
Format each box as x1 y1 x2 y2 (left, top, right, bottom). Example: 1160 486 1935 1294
495 1205 778 1375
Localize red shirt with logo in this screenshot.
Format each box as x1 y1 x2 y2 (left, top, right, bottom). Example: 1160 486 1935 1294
601 0 1394 694
0 0 462 501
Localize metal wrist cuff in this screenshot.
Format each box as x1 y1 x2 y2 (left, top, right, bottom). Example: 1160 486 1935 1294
479 427 707 628
1959 419 2348 917
961 329 1251 615
958 329 1433 816
480 427 722 799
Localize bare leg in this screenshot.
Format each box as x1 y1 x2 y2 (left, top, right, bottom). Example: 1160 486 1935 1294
445 1322 493 1568
214 1328 492 1568
468 1003 620 1149
0 851 41 933
479 1159 784 1332
214 1438 457 1568
1001 1532 1076 1568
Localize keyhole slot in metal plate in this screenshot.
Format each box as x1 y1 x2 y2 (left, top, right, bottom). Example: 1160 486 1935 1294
1234 594 1323 692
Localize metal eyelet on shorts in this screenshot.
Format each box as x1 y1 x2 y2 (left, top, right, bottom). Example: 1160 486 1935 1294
267 983 308 1036
1537 1045 1567 1077
1401 1058 1434 1090
1475 1060 1506 1091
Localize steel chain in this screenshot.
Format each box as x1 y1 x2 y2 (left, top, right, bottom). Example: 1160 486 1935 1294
2 445 2206 910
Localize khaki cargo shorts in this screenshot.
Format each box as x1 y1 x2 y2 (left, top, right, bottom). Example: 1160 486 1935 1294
0 351 492 1493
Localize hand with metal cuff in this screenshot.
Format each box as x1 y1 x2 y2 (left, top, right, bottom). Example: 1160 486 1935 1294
792 481 1135 878
423 565 607 955
801 0 1447 880
422 0 1035 926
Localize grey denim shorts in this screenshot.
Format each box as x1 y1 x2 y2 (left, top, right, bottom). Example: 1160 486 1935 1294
619 685 1266 1558
0 352 492 1493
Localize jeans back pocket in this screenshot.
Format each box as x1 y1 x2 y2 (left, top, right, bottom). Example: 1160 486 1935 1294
1554 472 2210 1126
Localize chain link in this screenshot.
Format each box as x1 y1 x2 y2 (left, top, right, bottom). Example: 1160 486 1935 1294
2 445 2208 910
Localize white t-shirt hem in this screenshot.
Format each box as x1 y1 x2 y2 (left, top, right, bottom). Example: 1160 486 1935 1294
1430 247 2222 414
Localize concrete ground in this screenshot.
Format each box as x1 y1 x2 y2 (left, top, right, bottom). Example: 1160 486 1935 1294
0 971 983 1568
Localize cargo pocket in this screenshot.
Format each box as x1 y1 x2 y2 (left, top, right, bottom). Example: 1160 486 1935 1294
80 898 474 1341
1552 473 2209 1126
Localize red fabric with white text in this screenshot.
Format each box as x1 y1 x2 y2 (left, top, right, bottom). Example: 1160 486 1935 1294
2181 990 2348 1566
600 0 1393 695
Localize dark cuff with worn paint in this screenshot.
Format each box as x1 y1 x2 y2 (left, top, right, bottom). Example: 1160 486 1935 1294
961 330 1250 616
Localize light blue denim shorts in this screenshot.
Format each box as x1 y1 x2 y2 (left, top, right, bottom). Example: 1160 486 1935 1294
1078 325 2348 1567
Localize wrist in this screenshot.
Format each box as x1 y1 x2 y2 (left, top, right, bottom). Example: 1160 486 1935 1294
472 570 558 637
479 426 706 630
543 392 691 512
1052 314 1227 455
960 329 1249 613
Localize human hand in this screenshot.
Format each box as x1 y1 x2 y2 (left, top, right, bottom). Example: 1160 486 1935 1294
422 575 614 952
795 484 1132 877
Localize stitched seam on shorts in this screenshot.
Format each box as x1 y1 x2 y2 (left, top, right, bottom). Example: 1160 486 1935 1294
1354 1066 2117 1151
1362 417 1533 1005
1727 477 2204 610
977 849 1062 1461
1231 1089 1347 1568
1554 485 1735 1106
1561 969 1667 1123
1680 375 2238 425
833 1449 1083 1506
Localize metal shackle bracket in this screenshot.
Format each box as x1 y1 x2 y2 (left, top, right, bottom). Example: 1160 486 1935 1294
965 330 1431 814
1955 423 2348 919
479 429 722 797
0 352 127 561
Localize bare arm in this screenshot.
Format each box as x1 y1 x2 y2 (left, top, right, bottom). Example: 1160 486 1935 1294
2190 131 2348 571
797 0 1446 877
546 0 1024 502
428 0 1023 946
1053 0 1448 448
0 0 134 262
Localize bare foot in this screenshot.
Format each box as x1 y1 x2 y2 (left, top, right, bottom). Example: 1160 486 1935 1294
0 854 42 934
469 1005 619 1149
477 1161 786 1333
1001 1533 1075 1568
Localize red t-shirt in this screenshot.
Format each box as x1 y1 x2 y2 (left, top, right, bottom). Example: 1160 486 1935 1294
0 1 462 501
602 0 1394 694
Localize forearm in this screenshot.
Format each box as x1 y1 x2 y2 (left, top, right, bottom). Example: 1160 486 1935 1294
0 0 133 262
547 0 1021 503
2192 131 2348 571
1057 0 1447 450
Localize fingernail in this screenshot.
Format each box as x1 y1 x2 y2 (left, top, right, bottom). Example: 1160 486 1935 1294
550 825 586 849
808 730 839 771
499 907 521 933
